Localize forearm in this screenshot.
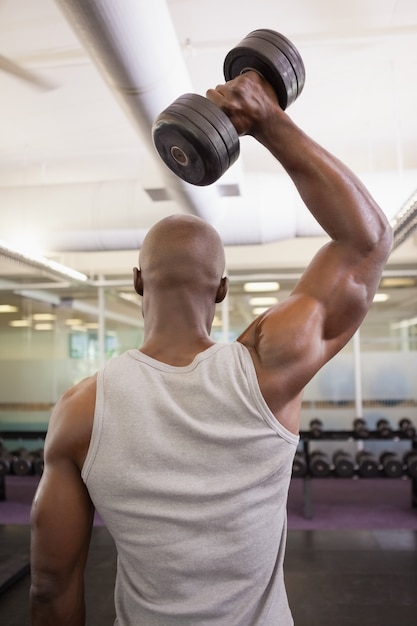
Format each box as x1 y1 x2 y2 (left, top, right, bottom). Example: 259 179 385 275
30 577 86 626
254 108 392 252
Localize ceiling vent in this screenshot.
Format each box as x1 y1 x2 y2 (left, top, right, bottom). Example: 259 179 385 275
144 188 171 202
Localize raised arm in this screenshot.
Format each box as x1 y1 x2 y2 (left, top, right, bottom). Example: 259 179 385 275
207 72 393 431
30 376 97 626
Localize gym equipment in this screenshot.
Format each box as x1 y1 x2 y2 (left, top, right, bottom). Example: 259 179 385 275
11 448 34 476
399 418 416 439
32 449 44 476
10 447 44 477
356 450 379 478
292 451 308 478
333 449 355 478
352 418 370 439
309 418 323 439
379 451 403 478
309 450 331 477
0 449 12 477
152 29 305 186
376 418 393 439
403 450 417 479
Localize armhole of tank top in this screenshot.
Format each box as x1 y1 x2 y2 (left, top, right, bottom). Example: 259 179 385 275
81 367 105 483
236 342 299 447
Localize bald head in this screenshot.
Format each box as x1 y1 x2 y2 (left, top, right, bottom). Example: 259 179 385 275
138 215 226 294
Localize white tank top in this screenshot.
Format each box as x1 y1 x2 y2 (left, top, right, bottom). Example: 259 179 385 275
82 342 299 625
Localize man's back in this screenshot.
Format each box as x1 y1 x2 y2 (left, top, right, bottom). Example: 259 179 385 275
83 343 298 625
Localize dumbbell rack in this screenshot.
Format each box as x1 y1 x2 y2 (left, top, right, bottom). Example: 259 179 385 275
0 431 46 501
297 429 417 519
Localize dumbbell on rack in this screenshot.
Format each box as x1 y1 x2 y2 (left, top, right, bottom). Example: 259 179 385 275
152 29 305 186
309 450 331 477
403 450 417 479
0 448 12 477
398 418 416 439
356 450 379 478
309 419 323 439
352 418 370 439
333 449 355 478
32 449 44 476
376 418 393 439
11 448 35 476
292 451 308 478
379 451 403 478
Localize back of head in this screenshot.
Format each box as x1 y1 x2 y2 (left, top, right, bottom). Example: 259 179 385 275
139 214 225 293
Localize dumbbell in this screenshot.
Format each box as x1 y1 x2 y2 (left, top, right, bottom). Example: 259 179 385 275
356 450 379 478
376 418 393 439
333 449 355 478
379 451 403 478
11 448 35 476
32 448 44 476
352 418 370 439
309 418 323 439
309 450 331 477
292 451 308 478
152 29 305 186
0 448 12 477
398 418 416 439
403 450 417 479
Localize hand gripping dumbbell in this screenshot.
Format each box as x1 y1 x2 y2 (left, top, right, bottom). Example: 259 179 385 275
152 29 305 186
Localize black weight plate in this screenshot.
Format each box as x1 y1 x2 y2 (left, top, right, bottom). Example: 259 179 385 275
244 29 306 97
153 112 224 186
232 31 300 98
153 96 230 186
168 99 230 176
224 29 305 109
224 37 296 109
335 459 355 478
176 94 239 169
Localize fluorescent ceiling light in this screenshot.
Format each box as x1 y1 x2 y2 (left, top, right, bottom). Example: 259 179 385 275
0 304 18 313
65 318 84 326
0 239 88 283
32 313 57 321
252 307 270 316
249 297 278 307
381 277 416 288
373 293 390 303
244 282 280 293
34 323 54 331
9 319 31 327
391 316 417 330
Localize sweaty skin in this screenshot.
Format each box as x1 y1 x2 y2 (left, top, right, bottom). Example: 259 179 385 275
30 72 392 625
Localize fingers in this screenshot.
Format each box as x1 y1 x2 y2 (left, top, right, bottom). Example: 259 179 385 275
206 72 279 136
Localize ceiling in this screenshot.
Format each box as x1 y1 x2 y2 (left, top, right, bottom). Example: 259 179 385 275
0 0 416 338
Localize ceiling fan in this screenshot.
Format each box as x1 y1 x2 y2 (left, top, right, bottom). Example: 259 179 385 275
0 52 57 91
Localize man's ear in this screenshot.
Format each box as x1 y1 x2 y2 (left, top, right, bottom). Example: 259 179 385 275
215 276 229 303
133 267 143 296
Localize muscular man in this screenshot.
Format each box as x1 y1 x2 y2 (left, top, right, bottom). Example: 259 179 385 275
30 72 392 625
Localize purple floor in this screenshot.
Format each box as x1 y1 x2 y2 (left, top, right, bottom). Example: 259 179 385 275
1 475 416 530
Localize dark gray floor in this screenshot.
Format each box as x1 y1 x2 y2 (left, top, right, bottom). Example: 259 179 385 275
1 525 417 625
